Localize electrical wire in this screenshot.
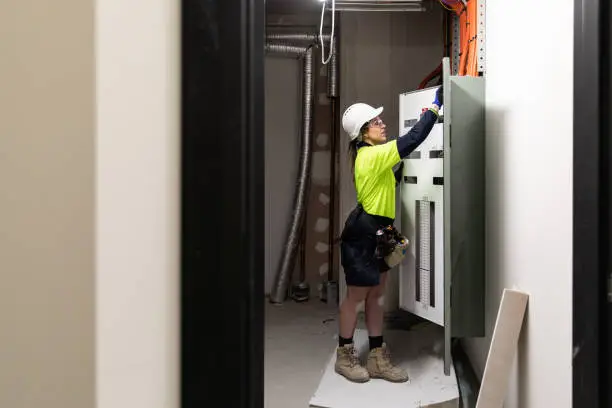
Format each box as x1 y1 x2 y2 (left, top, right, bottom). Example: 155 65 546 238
319 0 336 65
437 0 456 12
435 0 480 77
418 63 442 89
439 0 464 8
419 1 453 88
463 0 478 76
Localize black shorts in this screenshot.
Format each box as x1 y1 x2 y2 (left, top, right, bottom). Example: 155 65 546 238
340 204 394 287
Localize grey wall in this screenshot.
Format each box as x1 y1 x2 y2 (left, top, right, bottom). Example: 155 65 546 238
265 57 302 294
0 1 96 407
338 9 444 311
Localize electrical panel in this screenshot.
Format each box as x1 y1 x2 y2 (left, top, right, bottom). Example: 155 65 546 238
398 57 485 374
398 86 446 327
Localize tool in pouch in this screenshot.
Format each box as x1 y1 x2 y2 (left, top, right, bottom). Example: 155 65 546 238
375 225 409 268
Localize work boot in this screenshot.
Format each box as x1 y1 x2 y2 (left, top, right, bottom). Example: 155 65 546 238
366 343 410 383
334 344 370 383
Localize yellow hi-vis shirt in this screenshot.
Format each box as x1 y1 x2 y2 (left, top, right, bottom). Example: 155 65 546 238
354 140 401 219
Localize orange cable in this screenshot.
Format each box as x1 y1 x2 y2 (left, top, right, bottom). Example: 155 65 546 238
441 0 480 76
437 0 456 12
468 0 478 76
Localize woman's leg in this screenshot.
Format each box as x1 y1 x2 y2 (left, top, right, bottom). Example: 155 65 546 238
339 285 369 341
335 285 371 383
364 271 388 340
364 272 409 383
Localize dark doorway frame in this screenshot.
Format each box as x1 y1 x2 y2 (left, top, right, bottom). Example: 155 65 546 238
573 0 610 406
179 0 611 406
180 1 265 408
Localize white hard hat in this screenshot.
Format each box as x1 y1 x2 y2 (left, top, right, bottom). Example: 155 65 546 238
342 103 384 141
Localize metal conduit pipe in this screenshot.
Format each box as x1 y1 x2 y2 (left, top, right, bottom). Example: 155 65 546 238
326 47 339 287
265 43 309 57
268 46 315 304
327 46 338 98
265 34 339 303
266 33 331 44
265 32 337 97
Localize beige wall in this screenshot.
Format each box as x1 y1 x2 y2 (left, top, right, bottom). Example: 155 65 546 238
338 9 444 311
0 0 180 407
0 1 96 407
94 0 180 407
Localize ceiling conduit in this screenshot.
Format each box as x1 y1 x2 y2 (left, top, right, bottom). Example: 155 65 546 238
266 33 331 43
265 43 309 57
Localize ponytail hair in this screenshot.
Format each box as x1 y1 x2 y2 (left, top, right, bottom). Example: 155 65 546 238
348 139 358 180
348 122 369 181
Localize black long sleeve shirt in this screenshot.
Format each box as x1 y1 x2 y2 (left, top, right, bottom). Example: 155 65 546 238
356 107 440 184
396 108 439 158
393 108 439 182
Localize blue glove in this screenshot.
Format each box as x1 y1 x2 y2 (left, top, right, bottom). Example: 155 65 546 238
433 86 444 107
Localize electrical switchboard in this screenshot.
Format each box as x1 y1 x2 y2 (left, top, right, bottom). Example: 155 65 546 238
398 57 485 374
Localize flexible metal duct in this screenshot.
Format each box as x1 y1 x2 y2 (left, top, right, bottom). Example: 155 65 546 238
266 33 331 43
266 33 337 97
265 43 309 57
265 34 339 303
267 46 315 304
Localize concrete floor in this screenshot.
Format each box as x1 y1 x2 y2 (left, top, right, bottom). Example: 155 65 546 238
265 300 339 408
310 327 459 408
264 298 441 408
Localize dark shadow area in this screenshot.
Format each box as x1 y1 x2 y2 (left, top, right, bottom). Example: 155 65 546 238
573 0 609 406
452 340 481 408
603 0 612 403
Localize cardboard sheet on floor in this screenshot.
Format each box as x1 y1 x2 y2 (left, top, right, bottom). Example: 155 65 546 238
309 326 459 408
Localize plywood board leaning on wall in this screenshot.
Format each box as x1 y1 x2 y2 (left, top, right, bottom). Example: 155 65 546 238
476 289 529 408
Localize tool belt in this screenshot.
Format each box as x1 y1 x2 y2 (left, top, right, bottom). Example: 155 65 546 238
339 204 410 270
375 225 409 268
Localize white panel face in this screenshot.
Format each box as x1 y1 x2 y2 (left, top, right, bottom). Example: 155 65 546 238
398 88 445 326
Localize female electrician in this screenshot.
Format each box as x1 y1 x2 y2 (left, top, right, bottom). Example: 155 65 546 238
335 86 444 383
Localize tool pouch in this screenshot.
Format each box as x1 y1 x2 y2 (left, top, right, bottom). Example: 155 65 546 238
375 225 409 268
